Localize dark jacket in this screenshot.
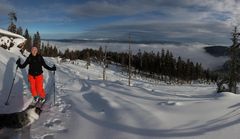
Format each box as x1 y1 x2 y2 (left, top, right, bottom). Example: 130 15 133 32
18 54 54 76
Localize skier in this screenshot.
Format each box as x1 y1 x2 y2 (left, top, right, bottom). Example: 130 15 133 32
16 46 56 103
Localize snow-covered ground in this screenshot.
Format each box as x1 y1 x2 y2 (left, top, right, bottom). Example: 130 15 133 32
0 46 240 139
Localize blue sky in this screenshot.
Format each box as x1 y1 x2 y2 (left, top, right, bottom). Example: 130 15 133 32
0 0 239 44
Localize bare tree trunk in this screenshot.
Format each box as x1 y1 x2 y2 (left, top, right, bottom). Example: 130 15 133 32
86 51 90 69
128 33 132 86
103 46 107 80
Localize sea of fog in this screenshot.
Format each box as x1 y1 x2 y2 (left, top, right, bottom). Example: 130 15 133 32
42 41 228 70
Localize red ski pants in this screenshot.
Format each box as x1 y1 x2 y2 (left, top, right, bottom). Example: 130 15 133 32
28 74 46 98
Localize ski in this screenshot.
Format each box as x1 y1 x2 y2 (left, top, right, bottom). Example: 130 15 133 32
29 98 40 108
36 99 47 109
36 93 52 112
39 103 51 112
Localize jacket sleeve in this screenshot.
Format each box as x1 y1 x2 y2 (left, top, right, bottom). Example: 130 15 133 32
18 56 29 69
41 56 54 71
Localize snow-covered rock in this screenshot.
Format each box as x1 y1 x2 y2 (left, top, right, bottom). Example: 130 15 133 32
0 28 26 50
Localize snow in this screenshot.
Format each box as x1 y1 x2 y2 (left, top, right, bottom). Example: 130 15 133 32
0 40 240 139
0 49 31 114
0 28 26 50
0 29 28 114
0 28 25 40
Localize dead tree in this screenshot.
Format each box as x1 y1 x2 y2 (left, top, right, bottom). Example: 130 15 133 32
86 51 90 69
128 33 132 86
103 46 107 80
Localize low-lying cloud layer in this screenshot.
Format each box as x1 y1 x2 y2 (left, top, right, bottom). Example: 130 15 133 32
44 40 228 70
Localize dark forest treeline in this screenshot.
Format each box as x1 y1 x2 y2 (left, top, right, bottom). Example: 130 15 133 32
106 49 218 83
40 42 219 83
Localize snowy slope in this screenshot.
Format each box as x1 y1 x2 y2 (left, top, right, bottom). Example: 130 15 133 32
30 59 240 139
0 45 240 139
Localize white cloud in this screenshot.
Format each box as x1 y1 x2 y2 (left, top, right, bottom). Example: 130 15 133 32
61 0 238 44
80 20 231 44
66 0 161 17
0 0 238 44
190 0 240 26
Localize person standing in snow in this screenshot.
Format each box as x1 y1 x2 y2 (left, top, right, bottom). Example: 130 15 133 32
16 46 56 103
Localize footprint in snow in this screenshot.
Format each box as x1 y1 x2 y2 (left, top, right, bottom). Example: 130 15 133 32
53 97 71 113
59 104 71 113
42 134 54 139
44 119 67 132
158 101 182 106
99 83 106 87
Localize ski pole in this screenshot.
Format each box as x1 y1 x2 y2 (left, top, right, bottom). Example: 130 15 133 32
5 65 18 105
53 70 56 105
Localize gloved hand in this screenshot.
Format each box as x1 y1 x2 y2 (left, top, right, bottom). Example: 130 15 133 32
16 58 20 65
52 65 56 71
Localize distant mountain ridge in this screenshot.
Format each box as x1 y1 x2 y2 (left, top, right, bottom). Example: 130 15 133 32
42 39 183 45
204 46 229 57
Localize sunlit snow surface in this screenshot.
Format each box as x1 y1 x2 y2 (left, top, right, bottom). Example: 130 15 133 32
0 41 238 139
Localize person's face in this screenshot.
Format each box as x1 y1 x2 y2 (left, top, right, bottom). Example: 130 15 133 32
31 47 38 56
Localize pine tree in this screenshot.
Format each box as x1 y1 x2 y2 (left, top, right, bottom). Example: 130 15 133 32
98 46 103 64
53 46 58 57
8 22 17 33
155 52 160 75
33 32 41 49
135 49 142 74
7 12 17 33
23 29 32 52
176 56 183 82
228 27 240 93
16 27 23 35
